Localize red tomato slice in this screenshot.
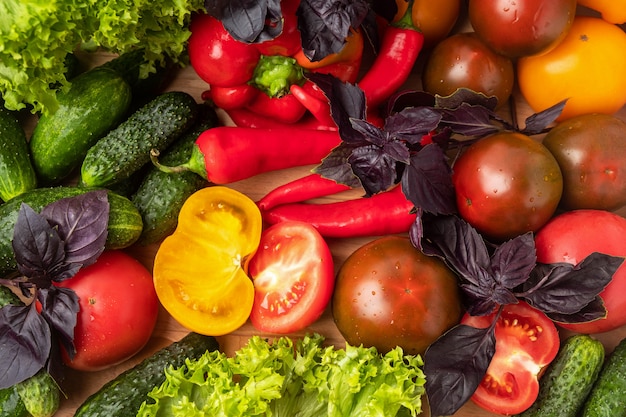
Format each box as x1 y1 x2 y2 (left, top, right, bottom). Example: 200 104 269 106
461 301 560 415
248 220 335 334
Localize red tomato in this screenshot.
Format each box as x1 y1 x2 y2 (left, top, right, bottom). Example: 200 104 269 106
534 209 626 334
452 131 563 242
332 236 463 356
468 0 577 58
57 250 159 371
462 302 560 415
248 221 334 334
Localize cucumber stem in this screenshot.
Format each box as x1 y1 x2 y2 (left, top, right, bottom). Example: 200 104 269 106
149 149 190 174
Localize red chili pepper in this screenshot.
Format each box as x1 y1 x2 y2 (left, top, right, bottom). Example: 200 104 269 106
225 108 338 131
152 126 342 184
262 185 416 238
358 2 424 109
188 0 363 124
257 172 352 211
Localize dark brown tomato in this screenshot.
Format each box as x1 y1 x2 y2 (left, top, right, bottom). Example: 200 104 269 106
452 131 563 242
332 236 462 356
421 32 514 109
542 113 626 211
468 0 577 58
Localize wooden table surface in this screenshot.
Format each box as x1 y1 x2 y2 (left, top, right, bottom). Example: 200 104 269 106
31 18 626 417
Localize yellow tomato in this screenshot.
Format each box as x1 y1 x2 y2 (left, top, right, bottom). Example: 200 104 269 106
577 0 626 24
517 16 626 121
394 0 461 48
153 186 263 336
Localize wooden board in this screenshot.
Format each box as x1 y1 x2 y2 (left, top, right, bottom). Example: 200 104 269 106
26 18 626 417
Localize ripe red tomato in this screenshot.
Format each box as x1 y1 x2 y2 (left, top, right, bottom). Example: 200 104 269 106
534 209 626 334
542 113 626 211
462 302 560 415
56 250 159 371
248 221 334 334
422 32 514 109
468 0 577 58
332 236 463 356
452 131 563 242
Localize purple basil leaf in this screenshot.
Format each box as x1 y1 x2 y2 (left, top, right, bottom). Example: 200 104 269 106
37 287 79 359
522 99 568 135
313 143 363 188
348 144 399 195
408 207 424 250
12 203 66 283
297 0 369 61
434 87 500 112
401 144 456 215
388 90 436 115
0 303 51 389
208 0 283 43
545 297 607 324
41 190 109 279
519 252 621 318
439 103 502 137
384 106 442 144
491 233 537 290
424 323 496 416
350 118 411 163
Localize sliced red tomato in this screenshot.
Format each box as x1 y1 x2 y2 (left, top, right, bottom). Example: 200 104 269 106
461 301 560 415
248 220 334 334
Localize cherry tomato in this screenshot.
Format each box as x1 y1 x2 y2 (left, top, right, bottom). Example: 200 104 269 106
535 209 626 334
248 221 334 334
517 16 626 121
332 236 463 356
468 0 576 58
56 250 159 371
422 32 515 109
392 0 461 48
462 301 560 415
452 131 563 242
577 0 626 24
542 113 626 211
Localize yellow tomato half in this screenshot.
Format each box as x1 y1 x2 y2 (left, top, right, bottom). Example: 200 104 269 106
517 16 626 121
153 186 263 336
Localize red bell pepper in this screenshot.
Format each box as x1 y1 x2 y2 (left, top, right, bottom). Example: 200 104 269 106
188 0 364 125
261 184 417 238
151 126 342 184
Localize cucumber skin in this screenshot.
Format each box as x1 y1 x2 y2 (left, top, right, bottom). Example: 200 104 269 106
0 107 37 202
80 91 198 188
515 334 605 417
30 67 132 185
0 187 143 278
131 105 217 245
74 332 219 417
581 337 626 417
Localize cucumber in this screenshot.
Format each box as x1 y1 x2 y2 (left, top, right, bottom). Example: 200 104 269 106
0 106 37 202
80 91 198 188
131 104 217 245
74 332 219 417
0 288 60 417
580 337 626 416
29 67 133 184
0 186 143 277
515 334 605 417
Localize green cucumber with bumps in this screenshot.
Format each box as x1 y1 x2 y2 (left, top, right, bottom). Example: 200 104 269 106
74 332 219 417
0 187 143 277
80 91 198 188
131 104 218 245
29 67 133 184
580 337 626 416
515 334 605 417
0 287 60 417
0 106 37 202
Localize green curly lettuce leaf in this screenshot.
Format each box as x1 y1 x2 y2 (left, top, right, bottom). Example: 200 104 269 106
0 0 204 115
136 334 425 417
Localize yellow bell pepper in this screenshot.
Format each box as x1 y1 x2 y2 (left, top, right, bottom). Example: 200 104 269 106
578 0 626 24
153 186 262 336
